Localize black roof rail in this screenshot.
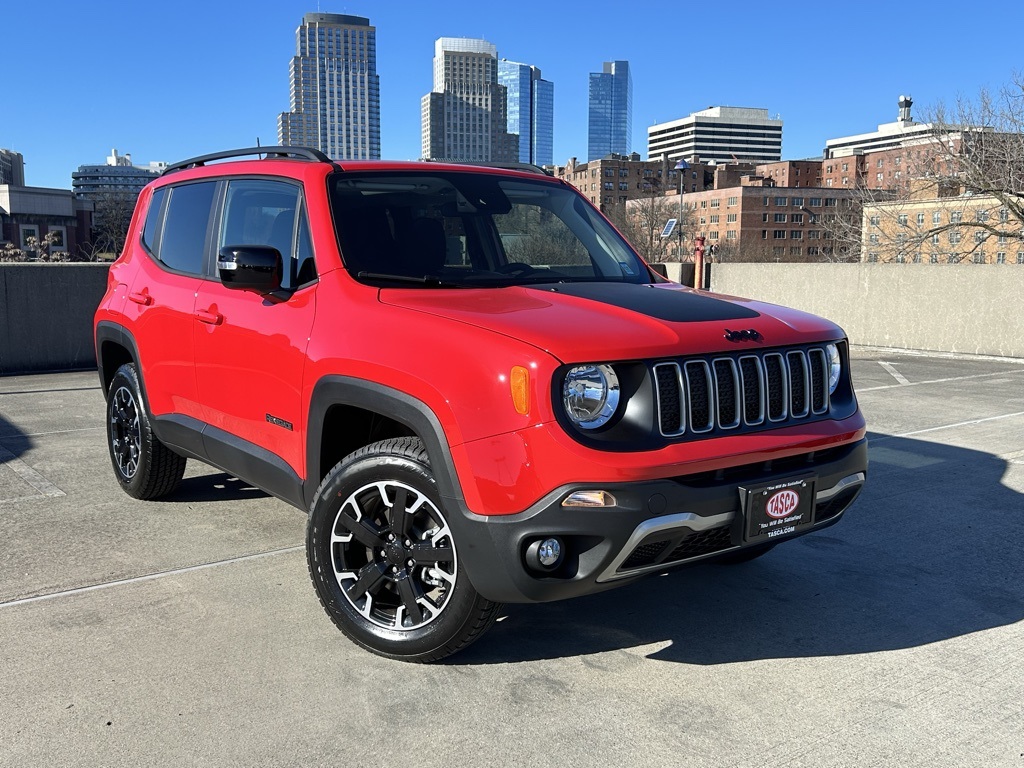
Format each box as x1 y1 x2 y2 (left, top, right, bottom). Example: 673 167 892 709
421 159 552 177
162 146 338 176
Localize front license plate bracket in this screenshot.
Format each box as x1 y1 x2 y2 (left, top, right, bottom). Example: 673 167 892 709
735 474 817 544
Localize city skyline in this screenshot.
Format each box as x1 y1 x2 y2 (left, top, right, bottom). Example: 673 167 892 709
3 0 1023 189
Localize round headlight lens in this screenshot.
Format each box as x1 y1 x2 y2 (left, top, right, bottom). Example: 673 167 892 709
562 364 620 429
826 343 841 394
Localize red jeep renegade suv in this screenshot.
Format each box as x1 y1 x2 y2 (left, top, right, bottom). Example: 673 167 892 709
94 147 867 662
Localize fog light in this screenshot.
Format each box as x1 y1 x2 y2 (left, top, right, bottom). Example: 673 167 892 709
526 537 564 571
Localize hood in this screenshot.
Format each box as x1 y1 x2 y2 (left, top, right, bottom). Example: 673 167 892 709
379 281 843 363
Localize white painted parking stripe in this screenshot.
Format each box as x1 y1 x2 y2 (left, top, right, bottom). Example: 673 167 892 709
0 444 65 502
870 410 1024 443
858 367 1024 392
878 361 910 385
0 546 304 609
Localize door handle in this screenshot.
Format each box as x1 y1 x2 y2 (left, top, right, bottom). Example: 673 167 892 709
196 308 223 325
128 291 152 306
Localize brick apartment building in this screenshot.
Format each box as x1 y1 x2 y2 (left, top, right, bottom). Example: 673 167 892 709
861 179 1023 265
554 153 756 211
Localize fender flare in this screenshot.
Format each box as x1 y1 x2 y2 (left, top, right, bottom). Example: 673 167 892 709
304 376 466 511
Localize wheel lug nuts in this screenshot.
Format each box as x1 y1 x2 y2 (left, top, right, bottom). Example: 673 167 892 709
406 559 415 568
392 566 399 573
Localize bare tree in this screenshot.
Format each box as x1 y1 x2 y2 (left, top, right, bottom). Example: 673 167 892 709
611 179 695 264
82 190 138 260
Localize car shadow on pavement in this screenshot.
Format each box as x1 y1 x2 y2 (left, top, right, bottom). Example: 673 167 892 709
450 433 1024 665
157 472 270 503
0 415 31 460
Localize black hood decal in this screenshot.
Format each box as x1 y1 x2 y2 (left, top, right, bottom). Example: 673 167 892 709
529 282 760 323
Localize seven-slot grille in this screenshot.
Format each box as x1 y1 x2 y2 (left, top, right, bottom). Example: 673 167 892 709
653 346 830 437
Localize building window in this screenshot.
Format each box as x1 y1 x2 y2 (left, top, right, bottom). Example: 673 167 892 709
913 252 922 263
997 252 1006 264
762 230 768 239
773 230 786 239
809 197 822 207
842 163 849 172
727 213 737 223
790 246 801 256
824 198 837 207
726 230 737 239
773 247 785 257
762 213 769 222
791 230 803 240
1000 208 1009 222
933 211 942 224
709 231 719 240
791 197 803 207
868 252 879 262
808 230 820 240
975 231 987 244
774 213 787 223
949 231 962 244
710 199 720 208
877 158 884 168
950 210 962 223
774 196 788 206
917 213 925 226
869 215 880 226
604 168 615 177
930 253 939 264
876 173 883 182
898 214 908 226
869 233 879 244
947 253 958 263
973 252 986 264
727 196 738 206
976 210 989 222
710 214 719 223
896 253 906 263
1017 252 1024 264
807 246 819 256
932 233 941 245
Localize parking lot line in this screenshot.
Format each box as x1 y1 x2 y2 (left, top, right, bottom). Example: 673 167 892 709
0 443 65 502
870 410 1024 443
858 367 1024 392
0 545 304 610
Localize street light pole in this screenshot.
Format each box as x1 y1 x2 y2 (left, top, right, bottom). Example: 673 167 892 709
674 159 689 262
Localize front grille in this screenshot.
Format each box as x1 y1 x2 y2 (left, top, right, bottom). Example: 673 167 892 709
664 526 733 561
654 345 831 439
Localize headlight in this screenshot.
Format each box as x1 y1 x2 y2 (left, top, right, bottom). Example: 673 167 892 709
826 343 841 394
562 364 620 429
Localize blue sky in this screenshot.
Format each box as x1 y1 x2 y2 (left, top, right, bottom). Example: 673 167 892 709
5 0 1023 190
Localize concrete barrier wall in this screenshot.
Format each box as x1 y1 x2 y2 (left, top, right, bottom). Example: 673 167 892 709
1 263 1023 376
0 263 110 374
709 263 1024 359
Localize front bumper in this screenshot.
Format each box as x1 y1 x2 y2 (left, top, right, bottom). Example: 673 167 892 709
446 438 867 603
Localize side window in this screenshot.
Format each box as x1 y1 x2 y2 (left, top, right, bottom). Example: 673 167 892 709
219 179 314 289
141 186 167 255
159 182 217 275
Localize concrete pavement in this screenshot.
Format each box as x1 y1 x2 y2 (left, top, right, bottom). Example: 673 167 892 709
1 350 1022 767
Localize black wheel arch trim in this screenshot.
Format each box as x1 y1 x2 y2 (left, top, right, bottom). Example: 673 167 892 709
95 321 145 398
304 376 465 511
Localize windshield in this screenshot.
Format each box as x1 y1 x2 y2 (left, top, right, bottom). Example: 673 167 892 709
329 171 650 287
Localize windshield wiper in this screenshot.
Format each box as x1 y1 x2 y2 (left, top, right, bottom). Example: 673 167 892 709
356 271 465 288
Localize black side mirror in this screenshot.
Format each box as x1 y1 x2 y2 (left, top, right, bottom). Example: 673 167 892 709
218 246 282 292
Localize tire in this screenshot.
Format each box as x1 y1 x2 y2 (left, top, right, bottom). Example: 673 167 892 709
306 437 502 662
106 363 186 500
715 542 777 564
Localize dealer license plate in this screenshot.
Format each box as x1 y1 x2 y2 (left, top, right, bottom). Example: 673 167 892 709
739 476 816 542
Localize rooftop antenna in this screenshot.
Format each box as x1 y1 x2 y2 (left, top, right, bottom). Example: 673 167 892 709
256 136 262 159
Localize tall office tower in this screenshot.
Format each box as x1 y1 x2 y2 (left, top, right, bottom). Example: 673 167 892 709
421 37 518 163
588 60 632 161
497 60 554 167
277 13 381 160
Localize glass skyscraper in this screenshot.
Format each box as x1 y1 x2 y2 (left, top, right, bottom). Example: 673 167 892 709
277 13 381 160
497 60 554 167
587 60 632 161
